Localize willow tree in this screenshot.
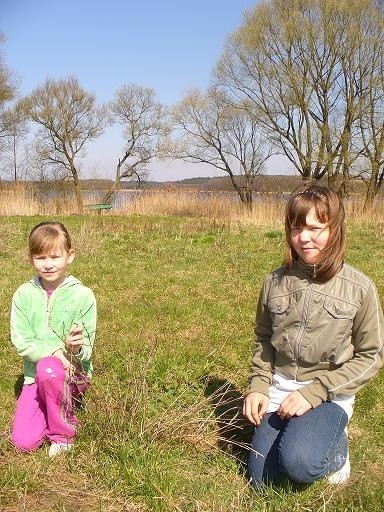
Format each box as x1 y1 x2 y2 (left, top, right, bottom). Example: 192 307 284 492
23 77 105 212
172 88 272 209
0 35 15 109
354 10 384 209
104 84 168 202
0 34 17 158
1 105 28 180
215 0 382 194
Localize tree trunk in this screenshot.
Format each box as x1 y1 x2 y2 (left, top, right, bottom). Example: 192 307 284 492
103 155 127 204
244 178 253 211
70 164 84 213
12 133 17 181
363 180 376 212
363 162 379 212
103 181 118 204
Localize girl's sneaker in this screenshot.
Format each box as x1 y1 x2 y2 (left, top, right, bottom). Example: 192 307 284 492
327 452 350 485
48 442 73 458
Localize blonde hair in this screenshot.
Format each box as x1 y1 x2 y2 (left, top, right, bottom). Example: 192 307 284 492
284 182 345 283
28 222 72 256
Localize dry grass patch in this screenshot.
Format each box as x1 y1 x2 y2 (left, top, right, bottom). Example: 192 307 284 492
1 479 143 512
0 184 39 216
142 381 248 459
121 190 284 228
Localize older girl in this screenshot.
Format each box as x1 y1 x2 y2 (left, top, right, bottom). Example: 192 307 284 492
11 221 96 458
243 183 383 487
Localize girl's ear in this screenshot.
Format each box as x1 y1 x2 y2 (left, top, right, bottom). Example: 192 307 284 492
68 249 75 264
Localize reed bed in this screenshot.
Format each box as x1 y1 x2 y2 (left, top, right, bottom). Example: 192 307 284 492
0 184 100 216
121 189 284 227
0 184 383 229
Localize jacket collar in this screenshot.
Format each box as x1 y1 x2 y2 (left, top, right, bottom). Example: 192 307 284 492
31 274 80 289
293 259 318 280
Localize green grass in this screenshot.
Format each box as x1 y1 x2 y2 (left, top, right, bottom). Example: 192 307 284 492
0 215 383 511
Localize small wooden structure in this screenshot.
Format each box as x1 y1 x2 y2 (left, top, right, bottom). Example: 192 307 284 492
86 203 112 214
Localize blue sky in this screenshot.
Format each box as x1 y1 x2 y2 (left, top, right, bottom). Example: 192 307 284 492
1 0 289 180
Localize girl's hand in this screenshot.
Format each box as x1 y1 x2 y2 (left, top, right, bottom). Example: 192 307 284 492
65 323 84 355
243 392 270 426
53 349 76 376
278 391 312 419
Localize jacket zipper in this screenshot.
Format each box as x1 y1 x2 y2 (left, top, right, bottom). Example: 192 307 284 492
39 283 57 339
294 281 314 379
43 287 50 333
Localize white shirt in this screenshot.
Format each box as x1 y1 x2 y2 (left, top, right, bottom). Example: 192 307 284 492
267 372 355 420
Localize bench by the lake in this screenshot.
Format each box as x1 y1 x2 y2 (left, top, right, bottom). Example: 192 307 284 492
86 203 113 213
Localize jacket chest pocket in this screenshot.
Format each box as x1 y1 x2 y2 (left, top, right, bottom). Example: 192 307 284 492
268 295 297 355
298 297 358 364
323 298 357 320
268 295 292 328
321 298 357 361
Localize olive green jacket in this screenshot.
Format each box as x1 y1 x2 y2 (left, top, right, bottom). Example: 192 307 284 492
247 260 384 407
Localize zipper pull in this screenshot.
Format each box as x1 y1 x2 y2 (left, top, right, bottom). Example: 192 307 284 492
313 264 317 280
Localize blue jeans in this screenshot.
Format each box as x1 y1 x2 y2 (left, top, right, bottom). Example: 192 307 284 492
248 402 348 487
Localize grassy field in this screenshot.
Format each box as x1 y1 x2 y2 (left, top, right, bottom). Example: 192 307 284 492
0 214 383 512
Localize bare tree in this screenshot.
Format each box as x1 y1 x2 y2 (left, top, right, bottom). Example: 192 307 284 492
104 84 168 202
0 34 17 161
215 0 379 192
1 105 28 180
353 9 384 209
172 88 272 209
0 35 15 109
21 77 105 212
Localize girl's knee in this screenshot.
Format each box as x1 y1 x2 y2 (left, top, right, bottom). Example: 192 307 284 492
11 431 43 452
279 447 320 483
36 356 66 383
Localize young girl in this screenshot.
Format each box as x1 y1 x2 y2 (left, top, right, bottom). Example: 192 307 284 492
243 183 384 487
10 221 97 458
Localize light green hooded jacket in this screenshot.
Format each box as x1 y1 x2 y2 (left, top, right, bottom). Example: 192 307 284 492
11 275 97 384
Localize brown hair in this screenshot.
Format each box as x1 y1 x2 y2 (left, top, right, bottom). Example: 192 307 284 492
28 222 72 256
284 182 345 283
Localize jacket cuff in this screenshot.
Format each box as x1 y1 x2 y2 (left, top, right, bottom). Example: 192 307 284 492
246 377 270 397
298 380 328 408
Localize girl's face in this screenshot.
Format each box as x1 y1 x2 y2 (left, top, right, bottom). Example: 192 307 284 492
29 244 75 291
290 207 330 264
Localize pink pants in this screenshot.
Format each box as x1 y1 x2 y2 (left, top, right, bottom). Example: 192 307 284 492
11 356 89 451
